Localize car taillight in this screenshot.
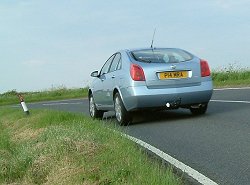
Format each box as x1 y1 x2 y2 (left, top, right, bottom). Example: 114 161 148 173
130 64 145 81
200 59 211 77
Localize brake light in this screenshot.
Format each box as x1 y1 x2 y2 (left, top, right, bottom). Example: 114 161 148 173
200 59 211 77
130 64 145 81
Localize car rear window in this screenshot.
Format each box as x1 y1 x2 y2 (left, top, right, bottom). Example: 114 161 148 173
131 48 193 63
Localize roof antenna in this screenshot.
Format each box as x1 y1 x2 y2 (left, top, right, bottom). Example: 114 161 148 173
150 28 156 49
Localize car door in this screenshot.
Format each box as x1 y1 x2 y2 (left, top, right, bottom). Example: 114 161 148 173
104 53 122 106
96 54 115 107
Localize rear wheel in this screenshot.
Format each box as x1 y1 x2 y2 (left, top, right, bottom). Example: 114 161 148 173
190 103 208 115
114 93 132 126
89 94 104 119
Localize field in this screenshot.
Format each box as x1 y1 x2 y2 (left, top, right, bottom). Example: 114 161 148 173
212 68 250 87
0 87 88 106
0 108 181 184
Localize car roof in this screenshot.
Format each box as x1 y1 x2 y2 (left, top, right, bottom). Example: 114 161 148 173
120 47 182 53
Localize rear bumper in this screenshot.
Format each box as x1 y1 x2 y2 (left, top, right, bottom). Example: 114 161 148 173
120 81 213 111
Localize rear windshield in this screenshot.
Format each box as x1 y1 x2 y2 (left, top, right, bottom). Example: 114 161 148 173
131 48 193 63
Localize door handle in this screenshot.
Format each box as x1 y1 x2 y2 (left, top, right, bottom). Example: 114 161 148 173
112 75 115 79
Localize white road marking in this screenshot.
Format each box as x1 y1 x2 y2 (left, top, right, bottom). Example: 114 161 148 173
123 134 218 185
42 102 82 106
214 87 250 91
211 100 250 104
41 98 85 103
12 102 83 107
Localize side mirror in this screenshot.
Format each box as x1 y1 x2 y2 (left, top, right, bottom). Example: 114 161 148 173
91 71 99 77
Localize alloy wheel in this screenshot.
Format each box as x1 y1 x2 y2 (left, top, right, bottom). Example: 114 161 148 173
89 96 95 117
115 96 122 122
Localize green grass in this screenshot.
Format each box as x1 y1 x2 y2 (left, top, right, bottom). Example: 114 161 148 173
212 64 250 87
212 70 250 87
0 87 88 106
0 108 182 185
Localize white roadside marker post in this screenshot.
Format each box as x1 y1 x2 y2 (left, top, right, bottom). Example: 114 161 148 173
17 94 30 115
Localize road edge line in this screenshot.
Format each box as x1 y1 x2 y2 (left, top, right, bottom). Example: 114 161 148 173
214 87 250 91
211 100 250 104
123 134 218 185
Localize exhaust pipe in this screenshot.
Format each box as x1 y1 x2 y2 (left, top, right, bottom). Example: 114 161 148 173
191 104 204 109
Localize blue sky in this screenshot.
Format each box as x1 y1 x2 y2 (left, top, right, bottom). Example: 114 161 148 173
1 0 250 93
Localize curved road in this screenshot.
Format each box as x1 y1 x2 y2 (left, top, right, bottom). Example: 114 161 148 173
20 88 250 185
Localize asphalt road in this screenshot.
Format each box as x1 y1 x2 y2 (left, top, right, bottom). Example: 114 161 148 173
17 88 250 185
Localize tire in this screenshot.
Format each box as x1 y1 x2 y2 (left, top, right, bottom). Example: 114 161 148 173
114 93 132 126
89 94 104 119
190 103 208 115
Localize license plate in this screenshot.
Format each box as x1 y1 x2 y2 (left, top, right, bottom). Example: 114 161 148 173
159 71 188 79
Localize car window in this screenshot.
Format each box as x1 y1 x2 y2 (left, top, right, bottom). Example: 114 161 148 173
131 48 193 63
109 53 121 72
100 54 115 75
116 58 122 70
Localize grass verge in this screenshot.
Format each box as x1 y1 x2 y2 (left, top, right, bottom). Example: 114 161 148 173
0 108 182 185
0 87 88 106
212 68 250 87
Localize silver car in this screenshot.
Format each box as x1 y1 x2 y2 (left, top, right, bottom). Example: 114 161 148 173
88 48 213 125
